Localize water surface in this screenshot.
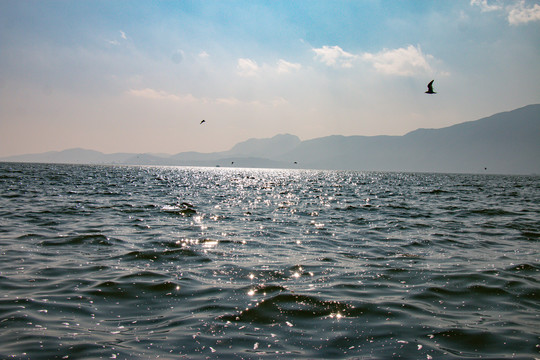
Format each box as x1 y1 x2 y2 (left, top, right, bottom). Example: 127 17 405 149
0 163 538 359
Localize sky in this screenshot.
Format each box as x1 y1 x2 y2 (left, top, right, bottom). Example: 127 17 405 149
1 0 539 157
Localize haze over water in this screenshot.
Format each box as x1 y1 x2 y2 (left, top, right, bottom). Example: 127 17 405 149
0 162 539 359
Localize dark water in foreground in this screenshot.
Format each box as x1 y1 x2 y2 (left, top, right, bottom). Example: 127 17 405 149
0 162 539 359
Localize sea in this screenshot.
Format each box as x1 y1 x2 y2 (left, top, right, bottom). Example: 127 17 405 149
0 162 538 359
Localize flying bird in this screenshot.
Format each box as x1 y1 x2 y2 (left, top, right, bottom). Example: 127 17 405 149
425 80 436 94
200 119 206 124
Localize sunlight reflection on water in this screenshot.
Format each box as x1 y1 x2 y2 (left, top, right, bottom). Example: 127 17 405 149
0 163 538 358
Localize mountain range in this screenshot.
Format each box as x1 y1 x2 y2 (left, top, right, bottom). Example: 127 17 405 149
2 104 539 174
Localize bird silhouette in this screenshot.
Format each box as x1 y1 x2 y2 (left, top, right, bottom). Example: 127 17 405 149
200 119 206 124
425 80 436 94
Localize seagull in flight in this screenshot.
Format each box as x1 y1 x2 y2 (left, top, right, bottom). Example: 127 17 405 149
200 119 206 125
425 80 436 94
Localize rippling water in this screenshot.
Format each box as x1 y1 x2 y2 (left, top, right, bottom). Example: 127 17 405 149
0 162 539 359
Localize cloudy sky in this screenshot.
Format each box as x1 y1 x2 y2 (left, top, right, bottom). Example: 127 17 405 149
1 0 539 156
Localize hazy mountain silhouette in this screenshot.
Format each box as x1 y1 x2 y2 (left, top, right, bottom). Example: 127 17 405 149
281 104 540 173
226 133 301 157
2 104 539 174
167 134 301 165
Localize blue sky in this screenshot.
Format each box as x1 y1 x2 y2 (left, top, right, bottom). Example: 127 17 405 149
1 0 539 156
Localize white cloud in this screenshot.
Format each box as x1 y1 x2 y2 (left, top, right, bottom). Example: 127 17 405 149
507 1 540 25
215 97 264 106
312 44 440 76
236 58 300 77
106 30 128 46
313 45 358 68
198 51 210 59
171 49 184 64
215 97 242 106
361 45 433 76
237 58 260 77
470 0 502 12
127 88 199 102
127 88 286 108
276 59 301 73
471 0 540 25
270 97 289 107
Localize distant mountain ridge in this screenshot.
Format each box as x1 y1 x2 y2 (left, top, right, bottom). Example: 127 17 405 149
2 104 539 174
